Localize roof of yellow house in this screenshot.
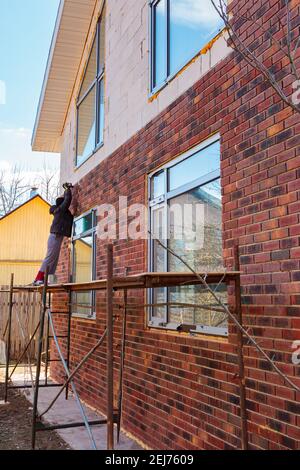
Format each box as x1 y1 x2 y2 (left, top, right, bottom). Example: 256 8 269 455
0 195 53 284
0 194 50 223
0 195 53 265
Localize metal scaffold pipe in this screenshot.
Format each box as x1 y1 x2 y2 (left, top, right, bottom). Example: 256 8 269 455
106 243 114 450
47 310 98 450
31 268 49 449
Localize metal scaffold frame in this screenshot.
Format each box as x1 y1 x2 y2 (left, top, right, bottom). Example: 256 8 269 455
2 244 249 450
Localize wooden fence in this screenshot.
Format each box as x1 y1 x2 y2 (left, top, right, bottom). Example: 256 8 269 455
0 286 42 361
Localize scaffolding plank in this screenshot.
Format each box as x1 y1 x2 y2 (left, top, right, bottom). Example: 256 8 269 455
13 271 240 294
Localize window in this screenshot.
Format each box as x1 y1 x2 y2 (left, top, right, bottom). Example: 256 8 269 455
71 211 97 318
150 0 224 91
76 8 105 166
149 136 228 336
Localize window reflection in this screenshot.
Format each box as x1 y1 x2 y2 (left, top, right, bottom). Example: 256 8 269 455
168 180 222 273
169 141 220 192
74 213 94 236
168 179 224 326
168 284 227 327
98 17 105 74
97 79 105 145
151 171 165 199
152 206 167 319
73 235 93 316
76 10 105 166
149 138 227 333
154 0 167 88
170 0 223 75
77 86 96 166
72 211 97 318
152 0 224 90
79 38 97 101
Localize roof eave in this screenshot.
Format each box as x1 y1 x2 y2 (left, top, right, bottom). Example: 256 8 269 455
31 0 98 153
31 0 65 153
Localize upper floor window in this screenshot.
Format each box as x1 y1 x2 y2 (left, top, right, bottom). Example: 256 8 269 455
71 210 97 319
148 136 228 336
150 0 224 92
76 8 105 167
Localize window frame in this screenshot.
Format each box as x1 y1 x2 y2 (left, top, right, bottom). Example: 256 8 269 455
71 209 97 320
75 9 105 168
149 0 224 94
148 134 228 337
150 0 168 92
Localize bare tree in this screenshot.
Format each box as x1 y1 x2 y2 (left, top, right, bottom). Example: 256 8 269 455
0 162 60 216
211 0 300 114
35 162 60 204
0 166 29 216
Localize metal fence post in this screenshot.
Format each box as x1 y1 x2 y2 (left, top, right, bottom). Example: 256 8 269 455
4 273 14 403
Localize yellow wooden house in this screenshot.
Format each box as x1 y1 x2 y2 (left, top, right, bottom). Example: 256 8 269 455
0 195 52 285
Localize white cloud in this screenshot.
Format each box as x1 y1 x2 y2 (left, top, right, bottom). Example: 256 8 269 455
0 80 6 105
171 0 223 29
0 127 30 138
0 159 40 182
0 160 11 172
0 126 60 172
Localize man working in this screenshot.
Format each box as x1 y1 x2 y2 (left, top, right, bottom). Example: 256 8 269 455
33 183 74 286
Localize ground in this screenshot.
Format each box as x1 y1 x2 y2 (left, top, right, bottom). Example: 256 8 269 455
0 367 142 451
0 380 69 450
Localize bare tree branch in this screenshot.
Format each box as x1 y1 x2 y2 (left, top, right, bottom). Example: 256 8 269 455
150 231 300 393
34 161 60 204
210 0 300 114
0 166 29 216
0 163 60 217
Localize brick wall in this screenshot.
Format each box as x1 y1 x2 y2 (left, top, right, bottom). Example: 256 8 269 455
52 0 300 449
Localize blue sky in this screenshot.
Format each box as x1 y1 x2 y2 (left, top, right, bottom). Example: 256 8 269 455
0 0 60 173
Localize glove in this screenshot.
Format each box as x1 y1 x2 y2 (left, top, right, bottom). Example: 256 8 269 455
63 182 73 190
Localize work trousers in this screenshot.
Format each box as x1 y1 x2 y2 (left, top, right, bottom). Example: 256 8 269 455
40 233 64 275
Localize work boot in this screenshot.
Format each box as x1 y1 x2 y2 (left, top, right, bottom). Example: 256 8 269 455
31 280 44 287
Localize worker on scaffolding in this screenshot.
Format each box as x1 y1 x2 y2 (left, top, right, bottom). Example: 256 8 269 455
32 183 74 286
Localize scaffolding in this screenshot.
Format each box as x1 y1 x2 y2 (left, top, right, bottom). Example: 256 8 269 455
2 244 247 450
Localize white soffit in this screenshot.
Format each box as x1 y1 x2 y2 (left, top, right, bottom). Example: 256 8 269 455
32 0 97 153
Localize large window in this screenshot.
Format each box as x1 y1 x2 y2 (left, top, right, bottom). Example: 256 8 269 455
149 136 228 336
71 211 97 319
150 0 224 91
76 8 105 166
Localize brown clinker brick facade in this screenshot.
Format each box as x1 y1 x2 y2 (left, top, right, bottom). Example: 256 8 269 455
52 0 300 450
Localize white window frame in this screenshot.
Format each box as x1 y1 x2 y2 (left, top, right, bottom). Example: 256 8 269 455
75 7 105 168
149 0 224 94
71 209 97 319
148 134 228 337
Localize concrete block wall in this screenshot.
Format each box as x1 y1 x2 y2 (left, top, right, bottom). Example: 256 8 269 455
60 0 230 185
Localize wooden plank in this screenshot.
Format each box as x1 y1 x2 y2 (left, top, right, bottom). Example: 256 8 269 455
13 271 240 294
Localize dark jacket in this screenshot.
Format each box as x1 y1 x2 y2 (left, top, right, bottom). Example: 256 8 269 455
49 189 74 238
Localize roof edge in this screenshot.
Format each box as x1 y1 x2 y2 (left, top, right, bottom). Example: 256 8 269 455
0 195 51 223
31 0 65 152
